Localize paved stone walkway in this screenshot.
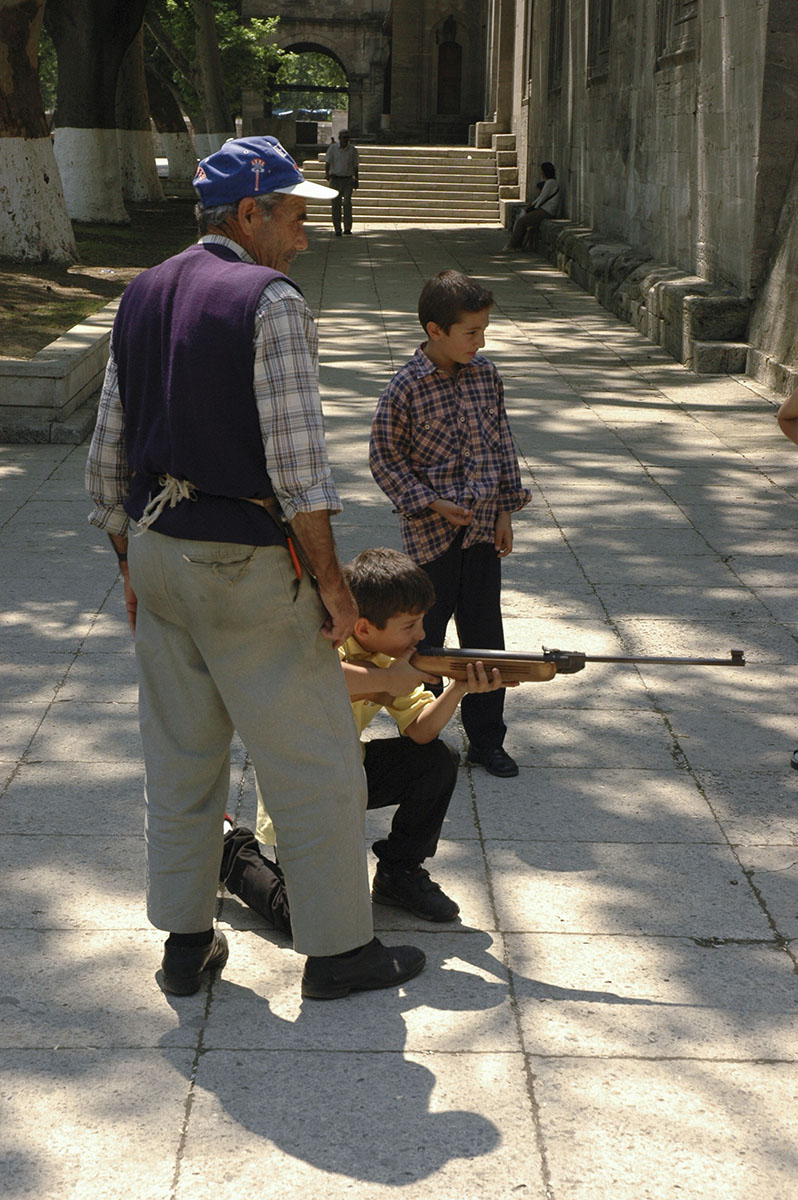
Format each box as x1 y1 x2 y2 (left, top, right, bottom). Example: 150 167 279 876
1 223 797 1200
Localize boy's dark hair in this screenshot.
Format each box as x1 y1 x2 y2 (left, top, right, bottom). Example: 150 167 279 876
418 269 494 334
344 547 435 629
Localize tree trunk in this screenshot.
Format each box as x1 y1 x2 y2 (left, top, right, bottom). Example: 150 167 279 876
45 0 148 222
192 0 233 156
146 66 198 182
0 0 76 261
116 29 164 202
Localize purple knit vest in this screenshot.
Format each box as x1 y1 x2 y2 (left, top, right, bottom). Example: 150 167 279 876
112 241 301 544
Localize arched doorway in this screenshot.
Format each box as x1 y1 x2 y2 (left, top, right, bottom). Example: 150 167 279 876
272 45 349 146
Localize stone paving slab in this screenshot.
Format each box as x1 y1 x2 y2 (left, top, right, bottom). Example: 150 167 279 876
177 1050 543 1200
0 1049 197 1200
2 224 797 1199
487 840 772 938
533 1059 798 1200
507 934 798 1059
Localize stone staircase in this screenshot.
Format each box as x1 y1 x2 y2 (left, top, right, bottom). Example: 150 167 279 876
299 143 511 224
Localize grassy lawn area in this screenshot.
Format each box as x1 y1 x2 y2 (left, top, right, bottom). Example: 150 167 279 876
0 199 197 360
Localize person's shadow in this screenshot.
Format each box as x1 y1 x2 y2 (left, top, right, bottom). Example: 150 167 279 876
159 942 504 1185
158 916 678 1185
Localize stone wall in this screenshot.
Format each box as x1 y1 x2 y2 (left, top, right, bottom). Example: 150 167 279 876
525 1 776 296
388 1 487 143
493 0 798 391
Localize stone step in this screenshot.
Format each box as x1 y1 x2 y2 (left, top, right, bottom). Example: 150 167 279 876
304 162 498 182
301 143 503 224
316 144 497 159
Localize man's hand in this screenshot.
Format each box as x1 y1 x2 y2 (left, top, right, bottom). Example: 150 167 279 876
316 578 358 649
430 498 473 527
121 566 138 635
494 511 513 557
108 533 137 635
289 510 357 649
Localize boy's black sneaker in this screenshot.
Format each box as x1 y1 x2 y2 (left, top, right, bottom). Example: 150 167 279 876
161 931 229 995
467 745 519 778
372 863 460 922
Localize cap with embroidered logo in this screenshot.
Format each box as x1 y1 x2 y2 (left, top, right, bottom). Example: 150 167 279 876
193 136 337 205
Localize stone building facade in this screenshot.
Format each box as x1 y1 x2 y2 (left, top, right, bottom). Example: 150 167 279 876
242 1 487 145
478 0 798 389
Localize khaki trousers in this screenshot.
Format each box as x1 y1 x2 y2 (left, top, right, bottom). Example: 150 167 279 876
128 530 373 956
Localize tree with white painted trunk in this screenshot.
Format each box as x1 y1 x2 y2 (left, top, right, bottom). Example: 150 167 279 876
146 0 233 160
116 28 164 203
45 0 149 223
0 0 76 263
145 3 290 159
146 65 198 182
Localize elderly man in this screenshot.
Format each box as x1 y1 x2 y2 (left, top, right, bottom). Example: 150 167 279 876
324 129 359 236
85 136 424 1001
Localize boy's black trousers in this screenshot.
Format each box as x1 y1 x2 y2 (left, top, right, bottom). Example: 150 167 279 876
365 735 459 865
220 735 459 926
419 534 507 753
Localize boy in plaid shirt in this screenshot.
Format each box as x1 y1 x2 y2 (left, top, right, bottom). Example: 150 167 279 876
369 270 531 777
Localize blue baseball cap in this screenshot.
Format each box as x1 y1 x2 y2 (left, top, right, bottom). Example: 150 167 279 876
193 136 336 205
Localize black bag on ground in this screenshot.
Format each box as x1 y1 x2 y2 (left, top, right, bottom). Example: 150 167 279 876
219 824 292 935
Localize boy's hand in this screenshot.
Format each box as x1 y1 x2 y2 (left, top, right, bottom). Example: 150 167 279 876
494 512 513 557
384 653 439 696
463 661 519 692
431 498 473 527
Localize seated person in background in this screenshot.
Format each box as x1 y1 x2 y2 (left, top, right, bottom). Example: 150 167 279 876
505 162 561 251
222 546 508 925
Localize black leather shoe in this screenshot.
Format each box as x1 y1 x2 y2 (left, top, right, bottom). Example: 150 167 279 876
302 936 426 1000
467 745 519 778
161 931 229 995
372 864 459 922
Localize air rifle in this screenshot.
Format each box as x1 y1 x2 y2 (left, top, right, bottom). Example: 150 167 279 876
410 646 746 684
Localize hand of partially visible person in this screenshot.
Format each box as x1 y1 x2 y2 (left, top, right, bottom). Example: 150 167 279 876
494 511 513 557
430 498 473 527
777 386 798 446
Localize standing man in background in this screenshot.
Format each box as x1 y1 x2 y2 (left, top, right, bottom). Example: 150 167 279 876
325 129 360 236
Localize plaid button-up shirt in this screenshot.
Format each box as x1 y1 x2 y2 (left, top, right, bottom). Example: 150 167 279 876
86 236 341 535
369 346 531 565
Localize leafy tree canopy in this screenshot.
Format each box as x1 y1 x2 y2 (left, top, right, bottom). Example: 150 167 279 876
146 0 294 120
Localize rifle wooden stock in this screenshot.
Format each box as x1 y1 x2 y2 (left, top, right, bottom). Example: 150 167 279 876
410 647 746 684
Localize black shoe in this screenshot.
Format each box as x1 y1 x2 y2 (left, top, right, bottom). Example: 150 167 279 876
302 936 425 1000
343 230 353 235
467 745 519 778
334 231 342 237
372 864 459 922
161 931 229 996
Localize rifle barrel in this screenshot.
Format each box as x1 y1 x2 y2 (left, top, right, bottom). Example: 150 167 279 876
579 651 746 666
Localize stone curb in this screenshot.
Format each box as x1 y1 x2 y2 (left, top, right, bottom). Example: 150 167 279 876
536 218 752 375
0 298 119 445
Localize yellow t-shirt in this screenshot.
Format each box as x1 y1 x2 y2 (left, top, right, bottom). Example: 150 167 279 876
340 635 436 740
255 635 436 844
